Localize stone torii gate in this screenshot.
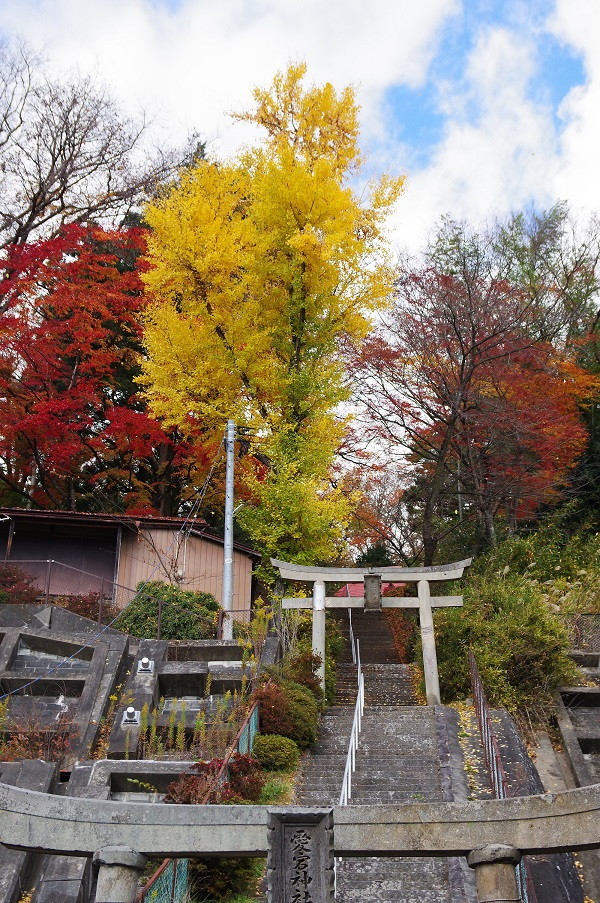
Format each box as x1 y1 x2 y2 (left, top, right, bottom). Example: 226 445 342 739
272 557 472 706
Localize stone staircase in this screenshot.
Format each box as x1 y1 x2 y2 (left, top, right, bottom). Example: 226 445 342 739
297 703 456 901
362 664 415 706
332 608 417 706
334 705 453 902
297 707 355 807
331 609 400 665
296 608 459 902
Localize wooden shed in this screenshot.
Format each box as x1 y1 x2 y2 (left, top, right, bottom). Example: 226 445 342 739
0 509 259 615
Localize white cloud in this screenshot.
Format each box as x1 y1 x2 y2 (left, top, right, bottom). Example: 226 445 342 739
0 0 459 155
390 25 560 251
548 0 600 211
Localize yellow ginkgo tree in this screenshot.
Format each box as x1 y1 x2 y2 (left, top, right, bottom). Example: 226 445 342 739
141 63 403 564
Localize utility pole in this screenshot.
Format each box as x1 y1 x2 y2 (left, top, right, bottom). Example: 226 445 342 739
221 419 235 640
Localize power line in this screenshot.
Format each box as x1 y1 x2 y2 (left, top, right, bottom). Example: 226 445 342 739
0 433 227 701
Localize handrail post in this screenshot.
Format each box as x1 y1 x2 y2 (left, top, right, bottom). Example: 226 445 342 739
45 559 52 604
339 630 364 807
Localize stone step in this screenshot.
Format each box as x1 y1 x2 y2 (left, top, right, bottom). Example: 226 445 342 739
345 790 442 803
331 610 401 667
297 636 453 902
336 855 451 903
349 769 441 784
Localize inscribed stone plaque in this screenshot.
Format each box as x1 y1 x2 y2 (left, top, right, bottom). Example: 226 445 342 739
267 809 334 903
363 575 382 610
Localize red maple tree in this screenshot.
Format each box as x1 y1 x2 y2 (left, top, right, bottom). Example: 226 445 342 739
0 223 203 513
351 266 597 562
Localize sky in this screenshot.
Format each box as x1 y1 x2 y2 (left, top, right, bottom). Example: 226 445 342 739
0 0 597 253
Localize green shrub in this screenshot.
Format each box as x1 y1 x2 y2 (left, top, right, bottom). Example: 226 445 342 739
115 581 219 640
188 857 264 901
286 650 323 701
252 733 300 771
280 680 319 748
326 616 346 661
289 612 346 705
430 571 579 717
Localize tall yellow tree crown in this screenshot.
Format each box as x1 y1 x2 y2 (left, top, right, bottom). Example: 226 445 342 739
141 64 403 562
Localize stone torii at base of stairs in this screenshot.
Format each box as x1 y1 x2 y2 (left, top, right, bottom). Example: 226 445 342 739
271 557 472 706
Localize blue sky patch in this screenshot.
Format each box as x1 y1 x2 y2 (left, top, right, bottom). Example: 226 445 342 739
380 0 587 169
534 34 586 122
384 84 446 167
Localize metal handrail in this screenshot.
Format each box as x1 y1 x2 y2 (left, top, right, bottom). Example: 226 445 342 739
339 609 365 806
469 650 538 903
339 668 364 806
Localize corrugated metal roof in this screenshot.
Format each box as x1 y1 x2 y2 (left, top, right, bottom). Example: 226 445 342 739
0 508 260 558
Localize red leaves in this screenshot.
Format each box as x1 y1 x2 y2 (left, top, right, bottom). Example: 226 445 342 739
164 754 266 804
351 258 597 556
0 224 197 512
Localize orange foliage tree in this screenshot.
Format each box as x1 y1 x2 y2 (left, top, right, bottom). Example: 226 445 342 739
351 213 600 563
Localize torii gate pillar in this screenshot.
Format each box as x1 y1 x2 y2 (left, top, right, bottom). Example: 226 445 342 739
312 580 326 687
418 579 441 706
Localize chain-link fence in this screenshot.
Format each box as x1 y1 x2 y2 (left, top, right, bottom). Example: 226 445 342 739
564 614 600 651
137 857 188 903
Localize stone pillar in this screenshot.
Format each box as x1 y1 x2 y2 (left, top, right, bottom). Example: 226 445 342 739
312 580 326 689
267 808 334 902
418 579 441 706
93 846 147 903
467 844 521 903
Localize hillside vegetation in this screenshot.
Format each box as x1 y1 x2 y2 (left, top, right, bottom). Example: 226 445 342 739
431 509 599 717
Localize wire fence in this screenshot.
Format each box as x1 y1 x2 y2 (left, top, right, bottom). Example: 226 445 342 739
0 559 255 637
137 702 260 903
469 650 538 903
137 856 188 903
563 613 600 651
1 558 121 620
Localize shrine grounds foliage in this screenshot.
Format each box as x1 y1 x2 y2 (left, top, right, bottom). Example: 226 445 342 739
114 581 219 640
429 511 600 717
0 565 39 605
